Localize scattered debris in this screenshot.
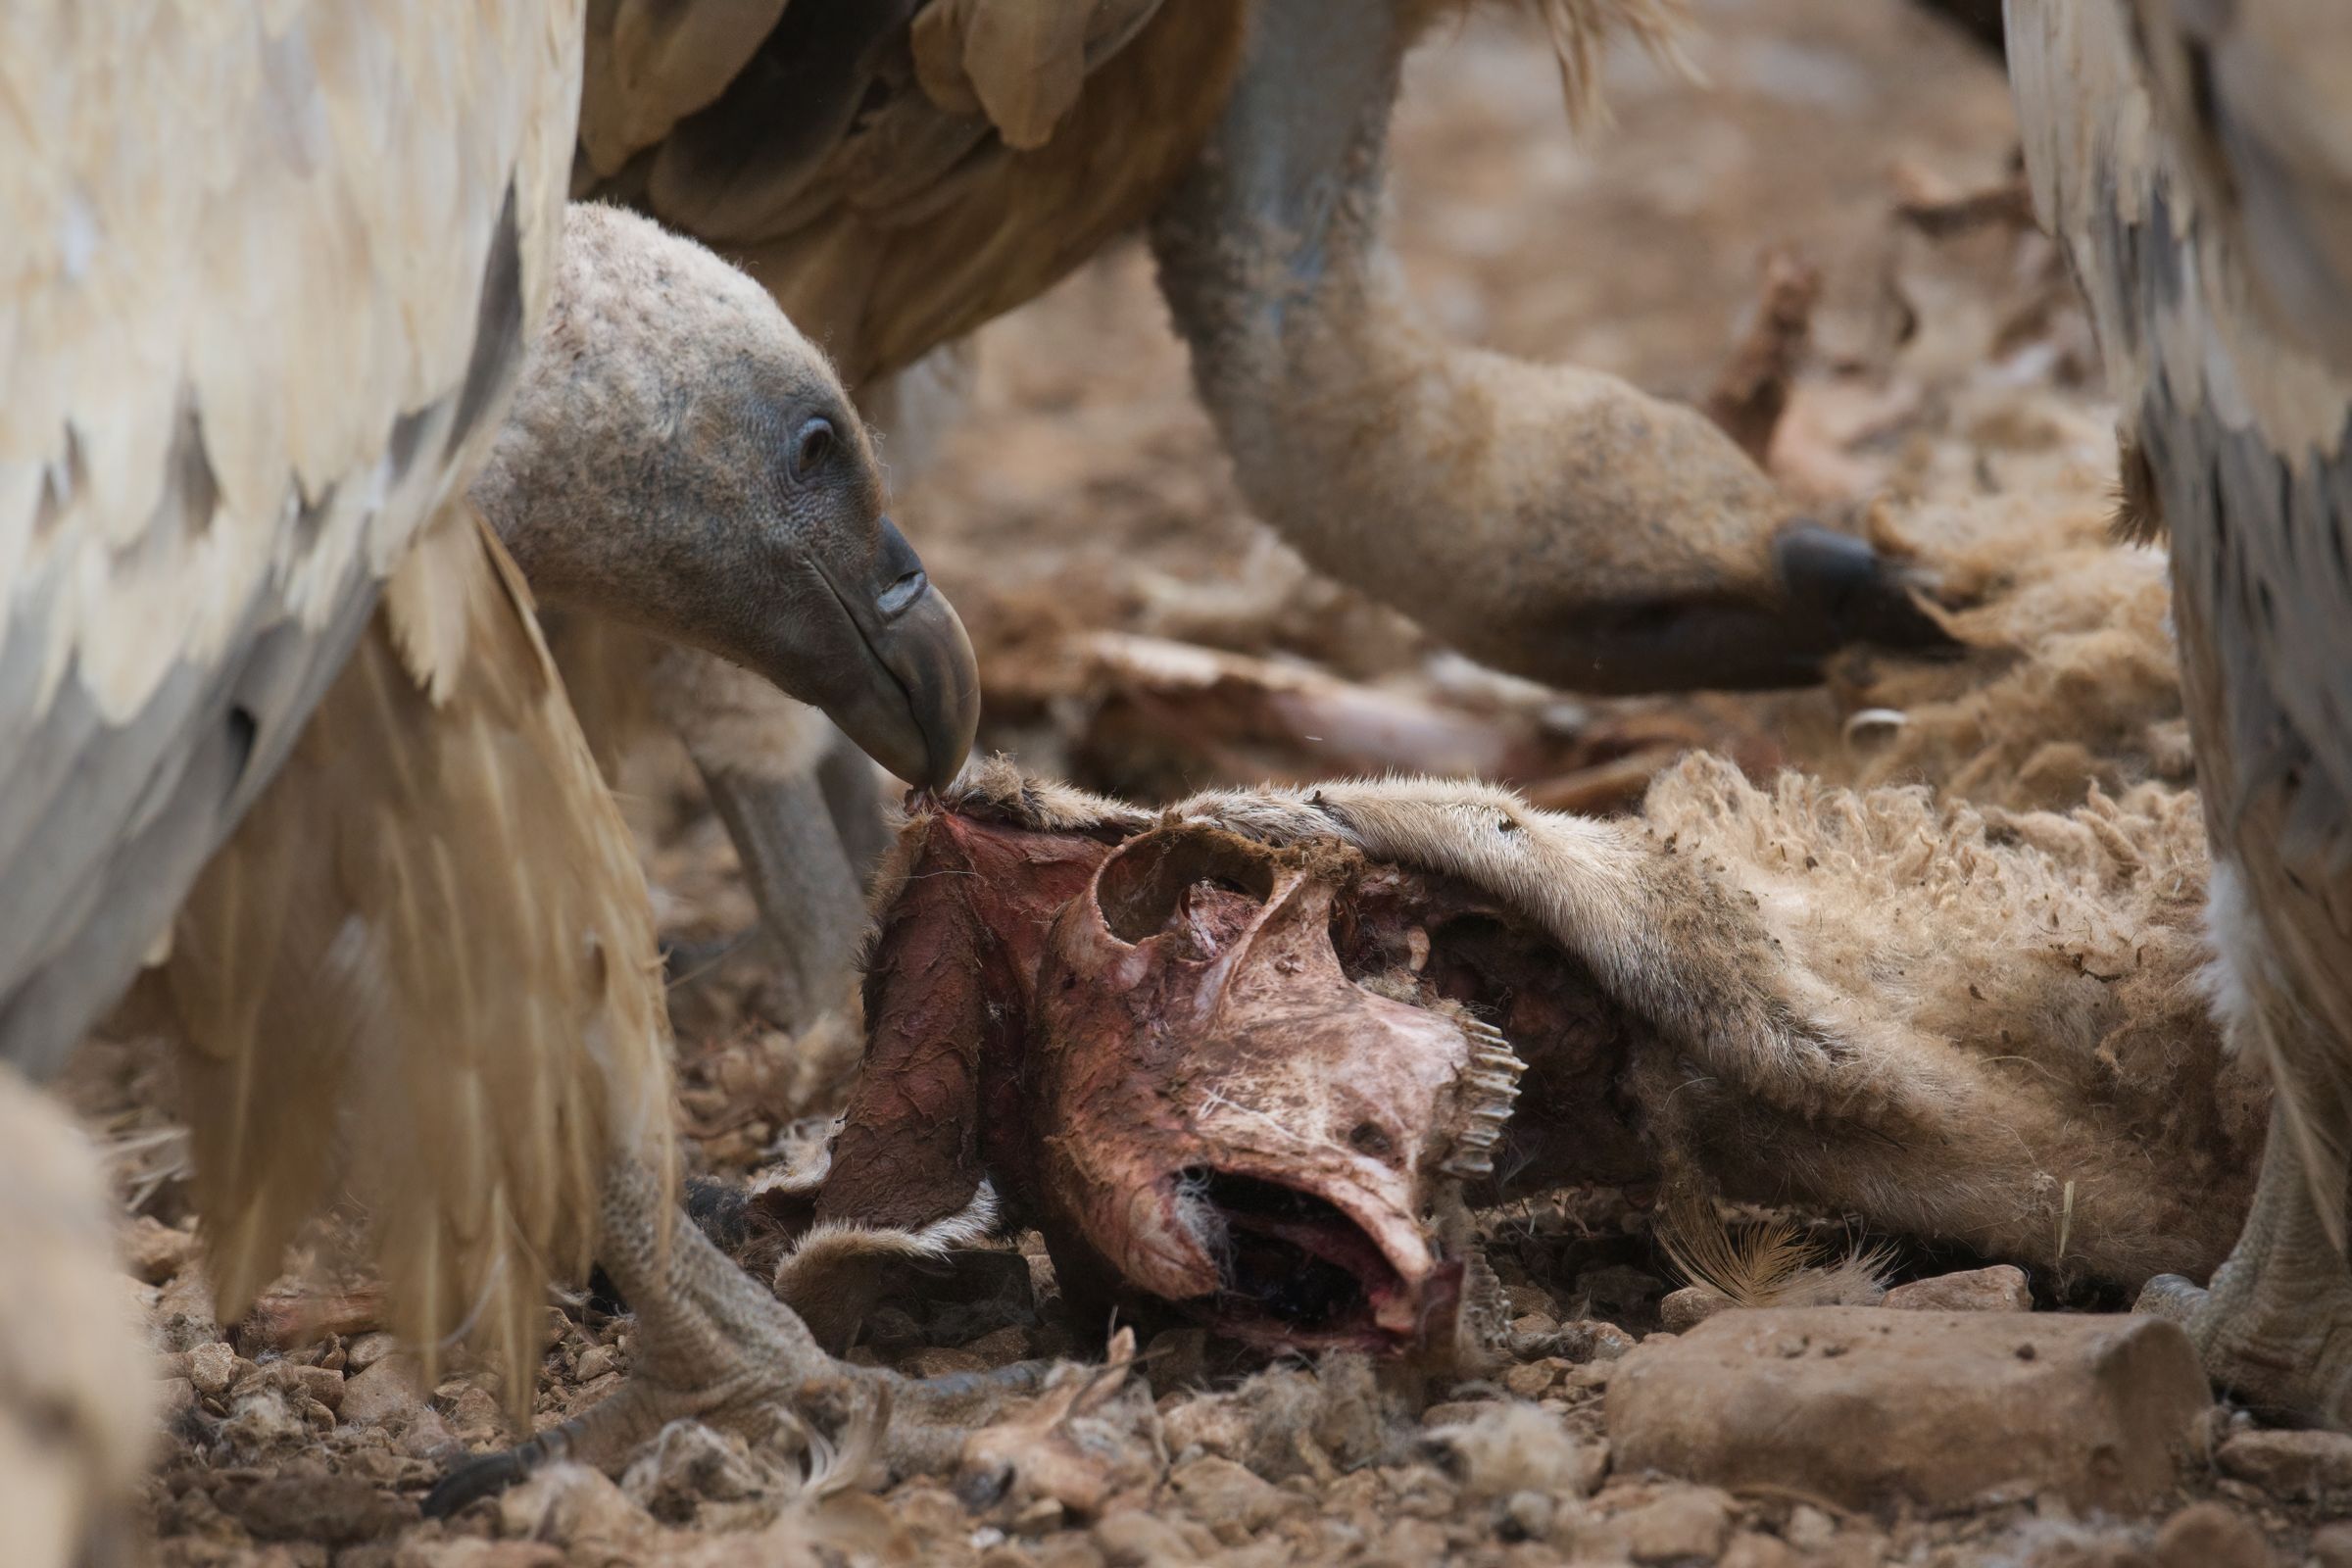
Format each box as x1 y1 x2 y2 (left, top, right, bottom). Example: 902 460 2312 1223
1706 249 1823 466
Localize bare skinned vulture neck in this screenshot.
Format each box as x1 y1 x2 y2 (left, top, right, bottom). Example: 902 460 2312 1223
474 204 978 790
1147 0 1943 693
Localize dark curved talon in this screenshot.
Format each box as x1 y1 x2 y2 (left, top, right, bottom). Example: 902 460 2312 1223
1773 522 1962 659
422 1421 581 1518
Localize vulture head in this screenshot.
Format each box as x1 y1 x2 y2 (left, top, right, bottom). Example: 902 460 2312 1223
474 203 979 789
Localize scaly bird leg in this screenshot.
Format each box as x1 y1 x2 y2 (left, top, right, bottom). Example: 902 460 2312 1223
694 756 868 1031
423 1152 1045 1516
2139 1102 2352 1426
813 728 892 891
651 647 875 1029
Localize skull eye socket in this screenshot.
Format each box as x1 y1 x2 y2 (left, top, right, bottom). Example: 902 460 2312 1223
1094 829 1277 947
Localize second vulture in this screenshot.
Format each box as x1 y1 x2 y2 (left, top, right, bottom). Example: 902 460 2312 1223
564 0 1963 1026
2010 0 2352 1425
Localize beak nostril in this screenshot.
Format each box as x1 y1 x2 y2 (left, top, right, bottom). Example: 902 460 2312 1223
877 568 927 617
1348 1121 1394 1157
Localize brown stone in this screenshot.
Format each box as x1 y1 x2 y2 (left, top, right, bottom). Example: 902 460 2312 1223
291 1363 344 1413
1559 1319 1639 1363
392 1543 564 1568
1094 1508 1201 1568
1503 1358 1567 1398
229 1468 414 1544
187 1341 240 1400
1167 1456 1302 1544
496 1463 657 1555
340 1359 426 1430
121 1216 198 1284
345 1332 399 1373
2215 1427 2352 1500
1722 1533 1799 1568
1603 1306 2208 1512
2153 1501 2272 1568
1659 1286 1736 1333
1618 1484 1733 1563
1420 1398 1506 1429
2310 1521 2352 1568
1882 1264 2033 1312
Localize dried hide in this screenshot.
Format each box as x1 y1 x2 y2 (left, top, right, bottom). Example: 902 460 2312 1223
766 758 2261 1359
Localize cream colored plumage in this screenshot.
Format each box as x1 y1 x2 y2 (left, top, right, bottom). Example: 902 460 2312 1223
0 1 1052 1555
1 6 603 1557
2 0 581 1069
2010 0 2352 1423
156 514 672 1396
6 4 1023 1547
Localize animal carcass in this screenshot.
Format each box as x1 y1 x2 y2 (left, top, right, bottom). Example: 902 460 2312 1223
759 762 2264 1356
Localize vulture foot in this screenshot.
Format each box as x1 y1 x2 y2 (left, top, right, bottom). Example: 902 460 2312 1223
2135 1117 2352 1428
425 1154 1050 1517
1536 523 1960 696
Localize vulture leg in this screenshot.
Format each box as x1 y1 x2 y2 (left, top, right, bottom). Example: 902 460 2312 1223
426 1150 1045 1515
2139 1102 2352 1425
653 645 872 1029
815 731 893 890
156 516 1040 1512
2008 0 2352 1422
692 755 867 1029
1148 0 1952 695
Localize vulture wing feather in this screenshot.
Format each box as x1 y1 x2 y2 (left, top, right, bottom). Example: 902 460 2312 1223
576 0 1242 388
2013 0 2352 1240
161 514 674 1399
1 0 668 1398
0 0 580 1080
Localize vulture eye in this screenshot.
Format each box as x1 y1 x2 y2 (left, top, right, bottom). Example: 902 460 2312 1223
791 416 834 479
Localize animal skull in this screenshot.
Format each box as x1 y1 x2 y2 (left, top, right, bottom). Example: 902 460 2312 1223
1026 823 1523 1352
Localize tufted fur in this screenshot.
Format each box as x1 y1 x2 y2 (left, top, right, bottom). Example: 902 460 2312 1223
833 759 2255 1304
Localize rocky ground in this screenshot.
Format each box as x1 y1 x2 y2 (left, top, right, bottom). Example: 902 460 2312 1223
60 1 2352 1563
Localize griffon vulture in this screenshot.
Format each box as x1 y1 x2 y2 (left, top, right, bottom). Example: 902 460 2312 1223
2010 0 2352 1423
563 0 1962 1025
0 4 1021 1555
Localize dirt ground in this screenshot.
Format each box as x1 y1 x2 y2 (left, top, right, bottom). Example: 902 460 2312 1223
64 2 2344 1564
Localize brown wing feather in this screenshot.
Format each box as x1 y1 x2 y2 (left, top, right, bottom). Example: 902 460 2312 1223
161 509 673 1407
0 0 582 1079
2013 0 2352 1241
2123 0 2352 371
578 0 1244 387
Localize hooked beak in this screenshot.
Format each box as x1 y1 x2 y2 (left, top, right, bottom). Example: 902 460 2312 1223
809 517 981 789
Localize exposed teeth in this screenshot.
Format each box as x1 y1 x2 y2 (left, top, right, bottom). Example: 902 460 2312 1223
1439 1017 1524 1184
